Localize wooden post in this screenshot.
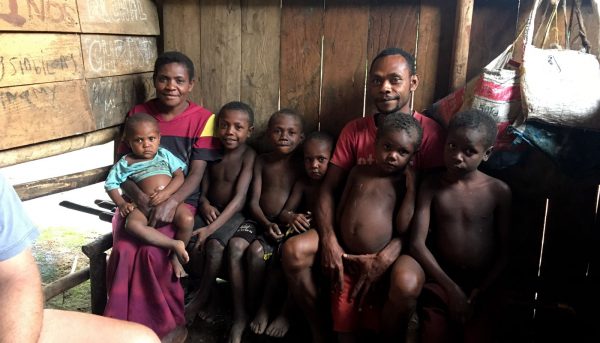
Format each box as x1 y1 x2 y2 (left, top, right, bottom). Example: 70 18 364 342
82 233 113 315
450 0 474 91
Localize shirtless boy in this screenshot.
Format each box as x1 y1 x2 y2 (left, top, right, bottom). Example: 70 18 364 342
333 113 422 343
226 109 304 343
105 114 191 276
250 131 334 338
410 110 511 342
185 101 256 323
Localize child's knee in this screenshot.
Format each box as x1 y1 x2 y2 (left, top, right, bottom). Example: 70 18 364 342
175 210 194 230
281 238 313 272
227 238 249 259
246 241 264 262
205 239 225 258
388 268 423 302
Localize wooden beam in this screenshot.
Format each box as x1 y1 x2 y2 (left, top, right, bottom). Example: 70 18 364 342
81 233 113 257
14 166 111 201
0 127 120 168
450 0 474 91
43 267 90 302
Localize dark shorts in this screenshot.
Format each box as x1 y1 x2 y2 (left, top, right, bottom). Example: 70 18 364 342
189 211 245 247
231 219 276 260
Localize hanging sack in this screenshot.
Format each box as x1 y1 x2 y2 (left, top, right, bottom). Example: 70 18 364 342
427 41 523 128
520 0 600 129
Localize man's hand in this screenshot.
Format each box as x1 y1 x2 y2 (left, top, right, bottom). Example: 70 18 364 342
149 197 178 227
266 223 284 242
342 253 389 308
199 202 220 224
320 235 345 293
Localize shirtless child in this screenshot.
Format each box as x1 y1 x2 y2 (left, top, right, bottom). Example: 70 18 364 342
185 101 256 323
410 109 511 342
105 113 192 277
250 131 334 338
226 109 305 343
333 113 422 342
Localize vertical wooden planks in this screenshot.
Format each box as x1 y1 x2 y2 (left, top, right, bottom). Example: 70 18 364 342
162 0 203 104
466 0 519 81
320 0 369 137
415 0 455 112
366 0 419 115
200 0 242 113
241 0 281 133
280 0 323 133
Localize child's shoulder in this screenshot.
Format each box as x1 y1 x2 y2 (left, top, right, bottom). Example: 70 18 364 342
480 172 511 196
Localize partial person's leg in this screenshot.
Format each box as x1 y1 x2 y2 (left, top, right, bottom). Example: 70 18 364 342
250 263 285 335
227 237 250 343
190 239 226 322
170 206 195 277
125 209 187 261
39 309 160 343
246 240 268 312
281 230 327 342
382 254 425 342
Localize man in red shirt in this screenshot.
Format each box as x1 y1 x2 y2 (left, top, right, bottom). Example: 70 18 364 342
281 48 445 342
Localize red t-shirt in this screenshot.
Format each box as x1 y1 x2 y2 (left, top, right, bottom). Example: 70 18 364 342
331 111 445 171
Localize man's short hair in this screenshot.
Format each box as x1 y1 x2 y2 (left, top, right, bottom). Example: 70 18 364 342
218 101 255 126
153 51 195 81
370 48 416 75
448 109 498 148
377 112 423 151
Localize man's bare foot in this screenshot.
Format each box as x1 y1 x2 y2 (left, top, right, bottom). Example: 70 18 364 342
161 325 188 343
265 314 290 338
228 318 247 343
171 254 188 279
249 308 269 335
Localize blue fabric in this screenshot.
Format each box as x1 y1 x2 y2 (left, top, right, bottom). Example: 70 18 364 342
105 147 187 191
510 120 600 179
0 173 39 261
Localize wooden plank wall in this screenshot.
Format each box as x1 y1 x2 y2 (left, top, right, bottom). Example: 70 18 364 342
0 0 158 160
159 0 600 340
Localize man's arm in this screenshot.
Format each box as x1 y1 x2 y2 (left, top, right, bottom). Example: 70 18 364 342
150 159 207 226
314 164 348 290
0 247 43 343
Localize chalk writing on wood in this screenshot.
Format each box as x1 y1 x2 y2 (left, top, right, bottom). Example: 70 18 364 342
78 0 159 35
87 72 155 129
0 33 83 88
0 79 95 150
81 34 157 78
0 0 80 32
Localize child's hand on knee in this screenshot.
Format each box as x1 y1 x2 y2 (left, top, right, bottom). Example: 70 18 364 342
199 202 220 224
118 202 136 217
266 223 284 241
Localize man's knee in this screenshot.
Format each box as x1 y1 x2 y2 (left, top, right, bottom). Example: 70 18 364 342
281 237 316 272
388 266 424 302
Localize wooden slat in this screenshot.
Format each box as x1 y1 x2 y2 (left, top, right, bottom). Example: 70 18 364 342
0 79 95 150
161 0 203 104
320 0 369 137
200 0 242 113
80 34 157 78
414 0 455 111
449 0 474 91
0 0 80 32
466 0 519 82
87 72 155 129
77 0 159 35
241 0 280 133
14 165 111 201
366 0 419 115
43 267 90 301
0 127 119 167
280 0 323 133
0 33 83 88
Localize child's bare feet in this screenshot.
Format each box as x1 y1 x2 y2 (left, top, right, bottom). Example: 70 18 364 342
170 254 188 279
265 314 290 338
228 317 247 343
172 240 189 264
184 291 202 325
198 297 217 323
249 309 269 335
